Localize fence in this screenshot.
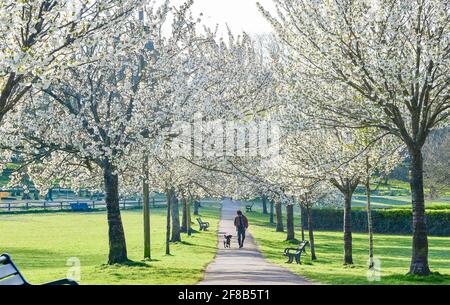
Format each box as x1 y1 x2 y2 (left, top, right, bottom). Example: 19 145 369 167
0 197 168 213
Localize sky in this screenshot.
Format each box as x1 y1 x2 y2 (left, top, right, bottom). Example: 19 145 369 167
169 0 276 35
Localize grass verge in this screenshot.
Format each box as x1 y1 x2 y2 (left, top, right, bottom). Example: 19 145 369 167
0 204 220 284
247 209 450 285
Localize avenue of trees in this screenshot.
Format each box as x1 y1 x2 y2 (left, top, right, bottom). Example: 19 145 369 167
0 0 448 277
258 0 449 275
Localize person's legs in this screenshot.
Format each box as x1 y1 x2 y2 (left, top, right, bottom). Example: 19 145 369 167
237 228 246 248
241 229 246 247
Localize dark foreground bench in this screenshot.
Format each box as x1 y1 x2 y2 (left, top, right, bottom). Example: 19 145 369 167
284 240 309 264
70 202 90 211
0 253 78 285
196 218 210 231
245 202 254 212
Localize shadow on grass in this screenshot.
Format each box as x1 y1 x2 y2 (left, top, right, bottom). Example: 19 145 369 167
178 241 195 246
142 258 161 263
285 238 302 244
188 229 201 234
384 272 450 284
100 260 150 268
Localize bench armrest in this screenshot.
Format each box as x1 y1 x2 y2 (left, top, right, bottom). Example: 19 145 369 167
284 247 298 254
43 278 79 285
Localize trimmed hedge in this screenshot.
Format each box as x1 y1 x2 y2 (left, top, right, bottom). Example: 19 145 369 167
308 208 450 236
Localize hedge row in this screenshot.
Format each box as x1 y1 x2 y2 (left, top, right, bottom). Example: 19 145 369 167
307 208 450 236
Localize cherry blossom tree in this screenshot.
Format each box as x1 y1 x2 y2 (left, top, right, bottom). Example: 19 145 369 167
2 0 214 264
0 0 143 124
13 33 148 264
354 128 404 268
259 0 449 275
281 125 365 264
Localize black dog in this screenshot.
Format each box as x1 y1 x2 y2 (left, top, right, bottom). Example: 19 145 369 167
223 235 232 248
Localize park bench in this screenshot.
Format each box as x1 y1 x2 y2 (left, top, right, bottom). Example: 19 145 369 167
283 240 309 264
0 253 78 285
70 202 90 211
196 218 210 231
245 202 254 212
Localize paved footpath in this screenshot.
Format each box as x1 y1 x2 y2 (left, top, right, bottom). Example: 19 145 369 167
198 199 312 285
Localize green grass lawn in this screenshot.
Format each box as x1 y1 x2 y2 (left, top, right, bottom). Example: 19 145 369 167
352 195 450 209
246 209 450 285
0 203 221 284
351 179 450 208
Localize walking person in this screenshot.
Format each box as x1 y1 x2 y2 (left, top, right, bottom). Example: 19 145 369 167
234 210 249 248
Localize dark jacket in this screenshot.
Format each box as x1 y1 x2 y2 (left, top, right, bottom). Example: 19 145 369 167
234 215 249 230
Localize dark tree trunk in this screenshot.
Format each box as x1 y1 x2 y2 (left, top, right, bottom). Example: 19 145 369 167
194 200 200 215
332 177 358 265
275 201 284 232
300 204 305 241
181 197 188 233
269 200 274 224
262 195 268 214
103 161 128 264
143 158 151 260
306 204 317 260
343 187 353 265
365 175 374 269
165 190 171 255
286 204 295 240
187 199 192 236
408 148 430 275
171 193 181 242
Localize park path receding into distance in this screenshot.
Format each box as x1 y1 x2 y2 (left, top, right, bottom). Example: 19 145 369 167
198 199 312 285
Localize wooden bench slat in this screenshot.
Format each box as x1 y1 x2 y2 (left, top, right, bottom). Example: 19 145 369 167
0 264 17 279
0 274 25 285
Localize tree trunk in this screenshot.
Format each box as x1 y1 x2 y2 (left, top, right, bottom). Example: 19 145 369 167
181 197 188 233
262 195 268 214
408 148 430 275
429 185 437 200
343 185 353 265
275 201 284 232
194 200 199 215
165 189 171 255
366 177 374 269
171 193 181 242
306 204 317 260
300 204 305 241
286 204 295 240
187 199 192 236
143 158 151 260
269 200 274 224
103 161 128 264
